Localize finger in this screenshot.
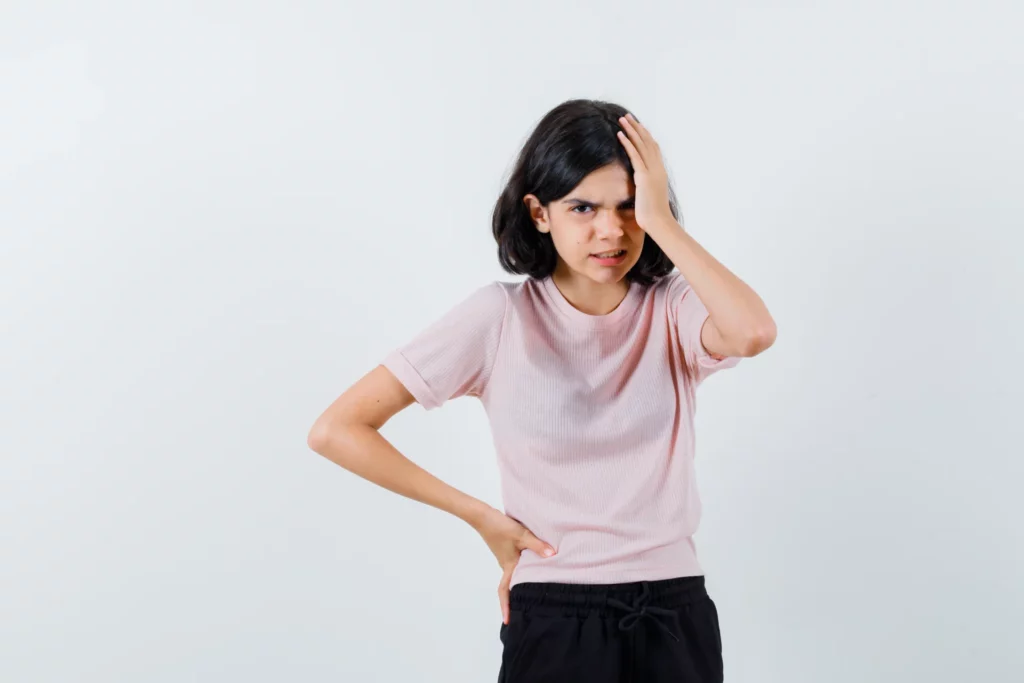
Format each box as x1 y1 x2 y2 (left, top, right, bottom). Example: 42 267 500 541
619 115 650 159
498 565 513 624
625 112 658 150
617 129 647 172
519 530 557 559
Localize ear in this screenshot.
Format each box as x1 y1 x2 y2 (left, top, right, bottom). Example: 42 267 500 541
522 194 550 233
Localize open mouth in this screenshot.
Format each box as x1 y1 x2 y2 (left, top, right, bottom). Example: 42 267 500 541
591 249 626 258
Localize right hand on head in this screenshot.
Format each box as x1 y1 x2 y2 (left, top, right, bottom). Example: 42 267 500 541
473 508 557 625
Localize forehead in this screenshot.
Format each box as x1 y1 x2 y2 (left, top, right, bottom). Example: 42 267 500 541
571 163 634 196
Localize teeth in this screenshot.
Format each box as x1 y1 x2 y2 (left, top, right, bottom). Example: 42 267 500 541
594 250 625 258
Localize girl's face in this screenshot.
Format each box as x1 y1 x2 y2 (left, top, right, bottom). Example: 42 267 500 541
523 163 646 286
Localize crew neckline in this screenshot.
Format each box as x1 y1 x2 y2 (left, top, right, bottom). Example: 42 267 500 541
540 275 642 327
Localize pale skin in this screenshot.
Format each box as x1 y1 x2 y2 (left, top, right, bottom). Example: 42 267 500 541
307 111 776 626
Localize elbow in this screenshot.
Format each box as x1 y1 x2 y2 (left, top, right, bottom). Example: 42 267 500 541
742 322 777 356
307 420 334 453
307 416 370 454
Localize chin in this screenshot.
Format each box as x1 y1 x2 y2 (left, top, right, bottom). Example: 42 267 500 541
586 264 628 281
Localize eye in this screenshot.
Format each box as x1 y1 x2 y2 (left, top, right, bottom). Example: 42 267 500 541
571 205 592 214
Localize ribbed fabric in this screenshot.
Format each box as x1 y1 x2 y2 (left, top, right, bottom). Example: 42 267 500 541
381 271 741 588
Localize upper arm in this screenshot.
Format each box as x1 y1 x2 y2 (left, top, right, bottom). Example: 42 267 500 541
668 272 743 385
378 282 508 411
307 364 416 446
309 281 508 447
700 315 748 360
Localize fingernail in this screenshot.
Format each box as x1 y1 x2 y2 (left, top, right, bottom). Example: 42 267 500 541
543 547 554 557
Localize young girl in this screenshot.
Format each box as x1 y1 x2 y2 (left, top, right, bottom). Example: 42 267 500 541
308 98 776 682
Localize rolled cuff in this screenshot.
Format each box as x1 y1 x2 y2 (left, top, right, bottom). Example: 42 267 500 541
381 349 442 410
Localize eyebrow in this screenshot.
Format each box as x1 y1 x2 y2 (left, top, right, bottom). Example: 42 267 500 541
560 196 636 208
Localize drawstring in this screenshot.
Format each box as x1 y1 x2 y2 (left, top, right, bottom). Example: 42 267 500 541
606 581 681 643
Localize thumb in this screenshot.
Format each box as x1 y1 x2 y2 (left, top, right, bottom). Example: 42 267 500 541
519 530 556 558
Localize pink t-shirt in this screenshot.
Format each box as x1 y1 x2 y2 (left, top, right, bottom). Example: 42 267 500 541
381 271 741 587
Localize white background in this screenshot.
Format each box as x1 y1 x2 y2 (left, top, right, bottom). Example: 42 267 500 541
2 1 1022 681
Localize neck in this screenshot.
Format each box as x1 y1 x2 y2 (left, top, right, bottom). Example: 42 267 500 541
551 265 630 316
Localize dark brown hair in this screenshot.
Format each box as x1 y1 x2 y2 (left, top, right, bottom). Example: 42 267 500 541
491 98 682 286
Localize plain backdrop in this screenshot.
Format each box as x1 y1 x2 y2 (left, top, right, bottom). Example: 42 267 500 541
2 1 1022 681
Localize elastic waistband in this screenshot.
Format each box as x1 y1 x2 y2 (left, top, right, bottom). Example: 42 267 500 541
508 574 707 619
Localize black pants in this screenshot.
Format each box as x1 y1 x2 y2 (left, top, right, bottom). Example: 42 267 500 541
498 575 723 683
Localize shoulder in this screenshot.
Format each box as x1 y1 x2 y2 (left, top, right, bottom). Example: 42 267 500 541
407 280 510 335
662 270 686 292
445 280 511 331
643 271 686 300
438 279 510 309
489 277 537 310
658 271 703 302
476 279 512 313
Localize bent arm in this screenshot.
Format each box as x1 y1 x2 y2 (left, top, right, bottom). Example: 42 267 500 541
649 218 777 357
306 364 494 530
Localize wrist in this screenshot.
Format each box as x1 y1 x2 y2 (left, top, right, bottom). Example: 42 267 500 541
644 214 683 238
458 496 498 531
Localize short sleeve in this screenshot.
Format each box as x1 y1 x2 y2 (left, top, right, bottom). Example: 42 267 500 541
667 272 742 386
381 282 508 410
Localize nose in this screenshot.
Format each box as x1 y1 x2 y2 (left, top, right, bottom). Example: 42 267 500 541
595 210 626 238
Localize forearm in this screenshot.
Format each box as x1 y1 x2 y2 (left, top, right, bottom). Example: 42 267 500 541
647 217 776 345
309 423 495 530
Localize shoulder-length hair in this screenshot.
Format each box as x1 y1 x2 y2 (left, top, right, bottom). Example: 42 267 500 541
491 98 682 287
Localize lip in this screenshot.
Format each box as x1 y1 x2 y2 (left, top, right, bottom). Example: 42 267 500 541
590 249 628 265
590 248 627 257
